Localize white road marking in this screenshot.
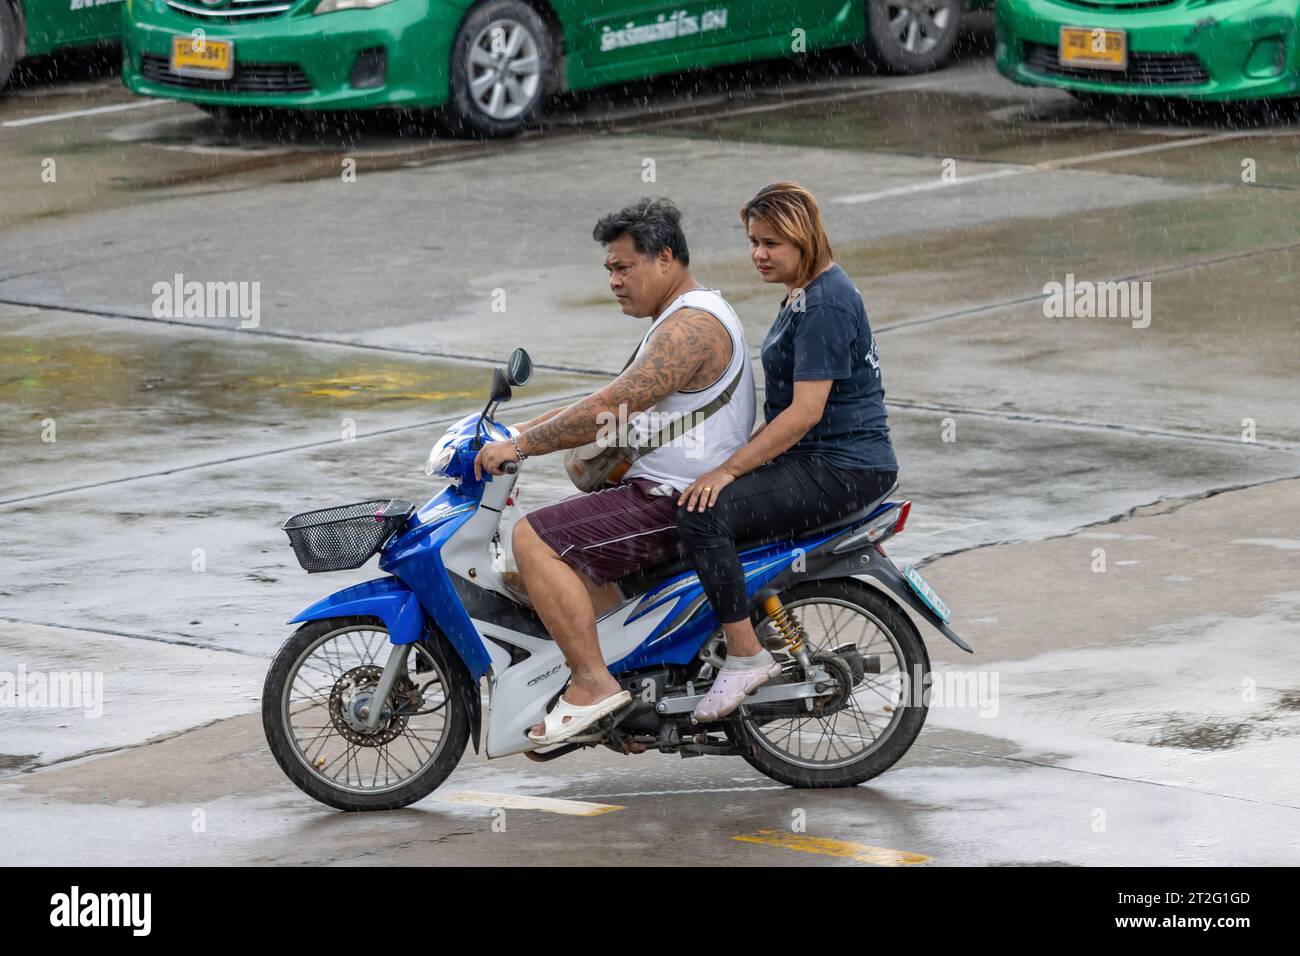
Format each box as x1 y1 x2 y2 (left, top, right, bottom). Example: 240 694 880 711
576 785 786 798
616 76 950 133
1038 130 1278 168
833 128 1300 205
438 790 624 816
1231 538 1300 551
903 515 987 539
833 167 1027 204
1 99 176 129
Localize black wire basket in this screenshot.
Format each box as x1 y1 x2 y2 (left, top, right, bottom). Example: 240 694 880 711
282 499 415 573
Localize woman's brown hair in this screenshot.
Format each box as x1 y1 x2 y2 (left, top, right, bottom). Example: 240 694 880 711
739 181 834 289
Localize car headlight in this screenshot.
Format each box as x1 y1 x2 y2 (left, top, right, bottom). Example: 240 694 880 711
314 0 399 14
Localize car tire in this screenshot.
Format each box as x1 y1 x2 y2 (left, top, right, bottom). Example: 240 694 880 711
445 0 553 138
0 1 20 92
855 0 962 75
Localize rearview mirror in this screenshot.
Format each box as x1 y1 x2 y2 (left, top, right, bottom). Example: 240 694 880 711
489 367 512 404
506 348 533 387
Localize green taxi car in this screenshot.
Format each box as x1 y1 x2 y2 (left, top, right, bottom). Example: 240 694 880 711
120 0 983 135
1 0 124 89
996 0 1300 102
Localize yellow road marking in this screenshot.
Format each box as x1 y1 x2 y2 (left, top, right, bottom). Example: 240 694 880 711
439 790 624 817
733 829 930 866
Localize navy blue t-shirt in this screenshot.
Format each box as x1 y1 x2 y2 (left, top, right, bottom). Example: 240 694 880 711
760 264 897 471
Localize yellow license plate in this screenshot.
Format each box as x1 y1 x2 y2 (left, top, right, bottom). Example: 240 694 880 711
170 35 233 79
1059 26 1127 71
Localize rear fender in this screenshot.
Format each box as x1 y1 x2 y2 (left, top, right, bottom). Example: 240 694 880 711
767 544 973 654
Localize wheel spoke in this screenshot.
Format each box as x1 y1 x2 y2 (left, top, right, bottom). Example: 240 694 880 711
487 82 506 116
508 54 538 76
503 75 528 107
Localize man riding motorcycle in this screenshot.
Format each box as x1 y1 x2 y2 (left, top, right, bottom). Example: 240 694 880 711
474 197 755 747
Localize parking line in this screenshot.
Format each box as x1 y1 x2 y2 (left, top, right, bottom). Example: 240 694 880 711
833 167 1027 204
1038 129 1287 169
833 128 1300 205
617 77 949 133
438 790 625 816
1 99 176 129
733 829 931 865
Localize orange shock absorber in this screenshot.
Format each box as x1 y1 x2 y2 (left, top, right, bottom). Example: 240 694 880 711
763 594 806 654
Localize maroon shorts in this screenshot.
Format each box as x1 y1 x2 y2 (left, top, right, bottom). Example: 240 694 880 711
523 478 682 586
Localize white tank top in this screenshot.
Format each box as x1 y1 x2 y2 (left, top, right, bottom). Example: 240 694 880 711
623 288 756 492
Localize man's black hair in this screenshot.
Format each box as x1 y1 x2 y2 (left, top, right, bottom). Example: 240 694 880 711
592 197 690 267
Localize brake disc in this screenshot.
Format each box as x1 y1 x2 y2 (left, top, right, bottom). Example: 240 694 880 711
328 664 410 747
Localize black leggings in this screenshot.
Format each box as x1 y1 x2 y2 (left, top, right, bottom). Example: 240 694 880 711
676 454 898 624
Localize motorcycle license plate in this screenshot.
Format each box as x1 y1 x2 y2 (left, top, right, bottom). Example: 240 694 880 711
171 35 234 80
902 565 951 624
1059 27 1127 71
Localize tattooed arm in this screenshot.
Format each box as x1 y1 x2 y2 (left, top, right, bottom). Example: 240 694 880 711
472 308 733 479
519 308 732 458
510 402 573 434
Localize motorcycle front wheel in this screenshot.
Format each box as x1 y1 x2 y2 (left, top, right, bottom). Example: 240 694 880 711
262 615 470 811
724 579 931 788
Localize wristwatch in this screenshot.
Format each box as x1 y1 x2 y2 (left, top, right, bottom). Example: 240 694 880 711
509 434 527 462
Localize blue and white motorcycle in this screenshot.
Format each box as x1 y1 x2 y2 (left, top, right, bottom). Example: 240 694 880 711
263 349 972 811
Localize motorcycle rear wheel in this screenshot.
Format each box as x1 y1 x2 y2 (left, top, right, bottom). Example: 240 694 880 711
724 579 930 788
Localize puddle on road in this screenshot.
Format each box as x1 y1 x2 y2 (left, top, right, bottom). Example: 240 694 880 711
0 315 594 495
0 105 511 229
711 188 1300 333
2 328 482 417
1082 135 1300 188
874 243 1300 441
1141 716 1254 751
925 594 1300 807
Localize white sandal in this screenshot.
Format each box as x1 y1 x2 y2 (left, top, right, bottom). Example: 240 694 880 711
527 689 632 746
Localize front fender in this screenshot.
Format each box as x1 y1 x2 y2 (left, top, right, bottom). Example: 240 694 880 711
288 576 426 646
287 574 484 755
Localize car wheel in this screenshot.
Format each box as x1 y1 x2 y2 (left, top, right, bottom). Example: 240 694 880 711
445 0 553 138
0 1 20 92
856 0 962 75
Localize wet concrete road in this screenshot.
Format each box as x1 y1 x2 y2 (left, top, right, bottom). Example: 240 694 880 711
2 19 1298 865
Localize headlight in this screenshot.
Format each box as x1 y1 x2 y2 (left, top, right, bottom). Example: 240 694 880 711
314 0 398 13
425 443 457 478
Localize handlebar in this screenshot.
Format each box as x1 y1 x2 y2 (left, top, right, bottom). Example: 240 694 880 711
501 461 518 475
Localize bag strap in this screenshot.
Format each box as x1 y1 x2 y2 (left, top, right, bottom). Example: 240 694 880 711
624 359 746 457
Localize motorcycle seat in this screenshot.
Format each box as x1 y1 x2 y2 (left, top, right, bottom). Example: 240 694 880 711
616 481 898 598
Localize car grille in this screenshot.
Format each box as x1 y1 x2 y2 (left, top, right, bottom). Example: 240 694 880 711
140 55 313 93
164 0 291 20
1023 42 1209 85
